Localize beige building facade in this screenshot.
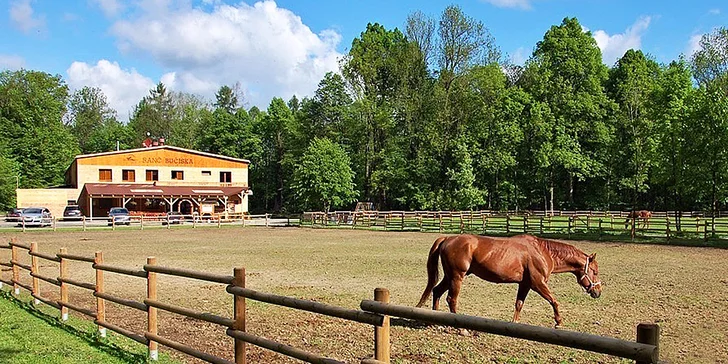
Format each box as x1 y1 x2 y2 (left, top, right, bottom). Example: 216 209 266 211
17 145 251 219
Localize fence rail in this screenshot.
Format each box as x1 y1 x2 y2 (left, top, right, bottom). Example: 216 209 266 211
302 210 728 242
0 237 662 364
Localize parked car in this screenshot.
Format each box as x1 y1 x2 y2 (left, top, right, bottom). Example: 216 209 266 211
162 211 184 225
63 205 84 221
6 208 23 222
19 207 53 227
108 207 131 226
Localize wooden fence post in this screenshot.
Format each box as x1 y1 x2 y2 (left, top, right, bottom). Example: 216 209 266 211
374 288 390 363
233 267 246 364
666 217 671 241
567 216 572 237
539 216 544 235
53 217 57 231
141 216 145 230
11 239 19 295
636 323 660 364
218 215 222 228
598 218 603 240
82 216 86 232
30 242 39 304
266 214 270 228
59 247 69 321
147 256 158 361
506 214 511 234
95 251 106 337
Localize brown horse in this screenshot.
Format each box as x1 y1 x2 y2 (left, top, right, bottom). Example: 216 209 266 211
624 210 652 229
416 234 602 327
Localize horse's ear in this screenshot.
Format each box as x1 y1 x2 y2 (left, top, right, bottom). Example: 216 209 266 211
589 253 597 260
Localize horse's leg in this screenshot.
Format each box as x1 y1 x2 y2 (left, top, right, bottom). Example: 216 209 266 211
432 277 450 311
445 272 465 314
512 281 530 323
531 280 562 327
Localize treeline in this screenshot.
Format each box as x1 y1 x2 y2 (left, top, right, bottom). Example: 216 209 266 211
1 7 728 214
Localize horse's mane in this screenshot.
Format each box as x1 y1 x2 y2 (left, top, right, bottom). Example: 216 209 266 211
535 237 585 262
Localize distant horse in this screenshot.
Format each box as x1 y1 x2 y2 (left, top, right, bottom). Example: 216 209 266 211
416 234 602 327
624 210 652 229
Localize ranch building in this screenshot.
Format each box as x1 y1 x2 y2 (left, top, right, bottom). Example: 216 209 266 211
16 144 251 219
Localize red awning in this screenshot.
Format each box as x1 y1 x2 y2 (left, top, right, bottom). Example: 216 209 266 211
82 183 248 198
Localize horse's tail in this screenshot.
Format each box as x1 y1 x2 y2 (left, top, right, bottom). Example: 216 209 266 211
416 236 447 308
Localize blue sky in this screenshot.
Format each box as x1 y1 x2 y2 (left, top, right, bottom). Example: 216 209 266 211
1 0 725 121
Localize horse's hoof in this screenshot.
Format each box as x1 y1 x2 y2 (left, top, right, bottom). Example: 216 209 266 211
554 323 562 329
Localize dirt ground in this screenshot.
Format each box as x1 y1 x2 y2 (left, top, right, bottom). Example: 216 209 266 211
1 227 726 364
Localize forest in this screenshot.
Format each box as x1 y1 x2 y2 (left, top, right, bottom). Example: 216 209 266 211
1 6 727 214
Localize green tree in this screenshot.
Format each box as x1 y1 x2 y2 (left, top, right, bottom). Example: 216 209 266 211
0 69 78 188
521 17 615 211
0 151 19 210
67 86 119 153
292 138 357 212
607 49 661 210
690 27 728 92
214 85 239 114
127 82 174 143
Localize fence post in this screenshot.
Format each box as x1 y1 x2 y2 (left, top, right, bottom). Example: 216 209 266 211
266 214 270 228
82 216 86 231
598 218 603 240
59 247 69 321
53 217 57 231
506 214 510 234
438 214 443 232
636 323 660 364
112 217 116 231
704 218 709 241
141 216 145 230
523 214 528 233
374 288 390 363
233 267 246 364
30 242 39 304
666 217 671 241
567 216 572 237
11 239 19 295
217 215 222 228
147 256 158 361
539 216 544 235
94 251 106 337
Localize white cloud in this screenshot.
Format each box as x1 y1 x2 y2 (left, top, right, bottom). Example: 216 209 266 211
709 8 720 15
0 55 25 70
592 16 651 65
9 0 45 34
66 60 156 122
89 0 123 17
481 0 532 10
687 34 703 56
509 47 528 65
110 0 342 107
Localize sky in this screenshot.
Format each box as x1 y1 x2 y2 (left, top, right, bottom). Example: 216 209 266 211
1 0 726 122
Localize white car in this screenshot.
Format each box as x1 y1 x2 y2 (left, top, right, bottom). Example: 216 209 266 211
19 207 53 227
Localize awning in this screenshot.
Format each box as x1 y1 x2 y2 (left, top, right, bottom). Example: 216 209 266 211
82 183 249 198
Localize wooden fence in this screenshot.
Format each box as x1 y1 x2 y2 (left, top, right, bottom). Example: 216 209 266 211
302 210 728 242
0 238 661 363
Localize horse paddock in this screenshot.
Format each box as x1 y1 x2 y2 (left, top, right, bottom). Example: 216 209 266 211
1 227 726 363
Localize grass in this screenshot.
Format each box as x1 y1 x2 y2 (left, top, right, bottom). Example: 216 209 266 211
0 290 179 364
1 227 727 363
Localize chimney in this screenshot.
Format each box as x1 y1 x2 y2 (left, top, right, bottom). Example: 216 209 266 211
159 138 165 146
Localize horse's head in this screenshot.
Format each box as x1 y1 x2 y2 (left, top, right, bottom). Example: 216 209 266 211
579 253 602 298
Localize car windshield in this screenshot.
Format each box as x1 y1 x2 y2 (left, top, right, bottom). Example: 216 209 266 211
110 208 129 214
64 206 79 212
24 208 42 214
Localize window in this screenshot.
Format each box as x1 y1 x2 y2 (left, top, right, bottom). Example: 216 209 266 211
99 169 112 182
172 170 184 180
122 169 136 182
220 171 232 183
202 171 211 176
146 170 159 181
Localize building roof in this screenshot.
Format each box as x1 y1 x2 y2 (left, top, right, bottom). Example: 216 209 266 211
74 145 251 164
82 183 249 198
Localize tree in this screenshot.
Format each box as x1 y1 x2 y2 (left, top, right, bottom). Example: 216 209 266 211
691 27 728 92
607 50 660 210
292 138 357 212
127 82 174 143
0 69 78 188
214 85 239 114
67 86 119 153
0 151 19 210
405 10 436 67
521 17 615 212
437 5 501 90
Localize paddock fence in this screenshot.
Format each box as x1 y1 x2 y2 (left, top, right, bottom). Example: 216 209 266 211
301 210 728 242
0 238 661 364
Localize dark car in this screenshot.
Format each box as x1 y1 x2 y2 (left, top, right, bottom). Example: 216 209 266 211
63 205 84 221
6 208 22 222
19 207 53 227
108 207 131 226
162 211 184 225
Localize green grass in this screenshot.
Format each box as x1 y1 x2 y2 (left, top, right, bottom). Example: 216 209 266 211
0 290 179 364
